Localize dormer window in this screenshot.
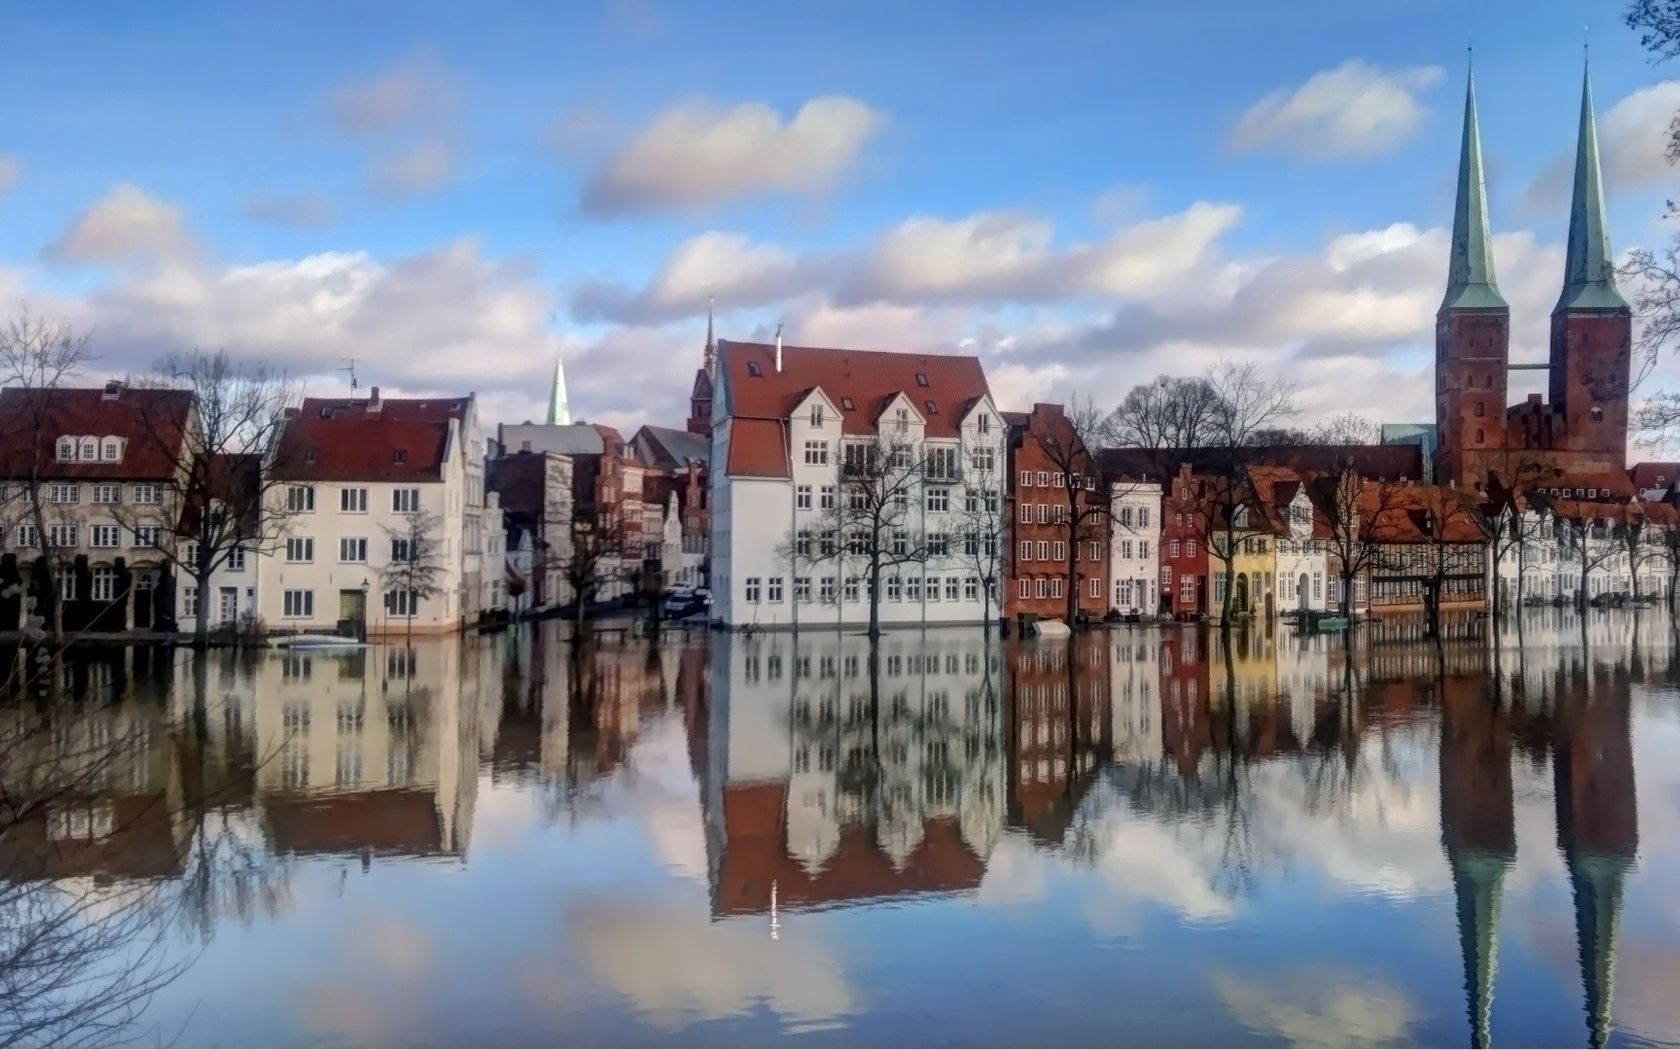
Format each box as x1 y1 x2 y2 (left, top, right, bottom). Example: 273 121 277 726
57 438 75 461
394 449 408 464
915 373 929 388
319 407 334 419
925 400 938 415
79 439 97 461
305 447 319 463
102 439 118 460
747 361 763 377
1588 488 1597 499
841 397 855 411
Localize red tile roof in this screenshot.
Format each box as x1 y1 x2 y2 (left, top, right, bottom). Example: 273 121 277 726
271 415 453 482
1363 484 1489 543
1630 462 1680 490
300 393 471 424
718 340 990 442
0 386 192 480
725 418 789 478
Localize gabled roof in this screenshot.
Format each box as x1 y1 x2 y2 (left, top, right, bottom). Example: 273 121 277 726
633 425 710 471
0 386 193 480
301 394 471 424
725 419 789 478
717 340 989 441
499 422 605 456
1629 462 1680 490
1363 484 1489 544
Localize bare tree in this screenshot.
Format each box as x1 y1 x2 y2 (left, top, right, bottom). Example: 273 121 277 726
1554 504 1628 610
1311 469 1407 621
0 311 93 646
829 434 928 640
546 506 636 641
1306 412 1378 445
1653 511 1680 610
114 350 300 647
1402 489 1490 635
1109 374 1226 452
951 455 1008 633
379 510 448 641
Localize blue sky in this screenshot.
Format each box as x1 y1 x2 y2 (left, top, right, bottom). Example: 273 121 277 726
1 0 1676 430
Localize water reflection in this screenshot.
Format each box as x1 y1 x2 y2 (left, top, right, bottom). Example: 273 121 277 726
0 613 1672 1046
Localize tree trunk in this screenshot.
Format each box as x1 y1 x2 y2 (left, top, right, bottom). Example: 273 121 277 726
1065 537 1079 627
193 566 212 648
867 555 881 641
28 488 62 647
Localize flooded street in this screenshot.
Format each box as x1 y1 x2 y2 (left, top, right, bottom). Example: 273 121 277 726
2 612 1678 1047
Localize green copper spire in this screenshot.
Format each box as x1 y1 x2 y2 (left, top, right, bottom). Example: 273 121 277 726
1452 850 1512 1049
1557 59 1628 312
1443 67 1507 312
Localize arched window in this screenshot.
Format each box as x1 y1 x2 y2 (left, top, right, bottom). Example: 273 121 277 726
56 437 75 461
1475 402 1484 417
1475 428 1484 444
78 438 96 460
1590 406 1604 423
101 436 122 461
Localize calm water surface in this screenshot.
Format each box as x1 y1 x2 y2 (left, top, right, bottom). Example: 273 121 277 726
2 612 1677 1047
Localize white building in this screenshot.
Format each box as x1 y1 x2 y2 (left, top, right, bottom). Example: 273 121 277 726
1107 482 1161 615
709 338 1005 630
1490 501 1672 605
259 388 487 637
1274 483 1331 616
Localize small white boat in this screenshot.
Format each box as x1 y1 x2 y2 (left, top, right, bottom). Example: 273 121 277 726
269 634 368 649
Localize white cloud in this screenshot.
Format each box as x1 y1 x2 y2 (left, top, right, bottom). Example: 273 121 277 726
571 232 822 324
242 193 335 229
581 95 885 214
1525 80 1680 212
332 55 454 136
374 137 458 197
1213 969 1422 1047
1229 60 1444 159
43 184 197 266
0 155 20 197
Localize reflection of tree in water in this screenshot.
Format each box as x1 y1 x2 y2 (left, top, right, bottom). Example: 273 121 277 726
0 649 289 1046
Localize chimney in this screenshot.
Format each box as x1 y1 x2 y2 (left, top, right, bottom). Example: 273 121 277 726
775 324 784 374
368 386 382 412
102 380 124 400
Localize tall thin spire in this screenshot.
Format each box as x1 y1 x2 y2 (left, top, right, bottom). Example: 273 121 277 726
1443 63 1506 311
1557 57 1628 311
546 355 571 426
703 297 716 378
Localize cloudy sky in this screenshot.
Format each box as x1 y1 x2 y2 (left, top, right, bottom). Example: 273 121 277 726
2 0 1677 434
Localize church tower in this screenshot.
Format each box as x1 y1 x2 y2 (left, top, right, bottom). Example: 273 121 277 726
1550 60 1632 473
546 355 570 426
1435 67 1510 489
687 300 716 435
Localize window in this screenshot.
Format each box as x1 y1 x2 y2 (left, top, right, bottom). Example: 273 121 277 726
1050 578 1063 599
927 486 950 512
1139 540 1149 559
17 524 38 548
182 585 199 617
340 537 368 562
286 537 314 562
1053 541 1066 561
1161 564 1172 586
1018 579 1030 599
1090 578 1100 598
747 360 762 377
1036 503 1048 524
972 446 995 471
845 577 861 602
340 487 368 512
810 405 825 428
227 547 246 572
1020 470 1032 488
1037 471 1049 487
385 590 419 617
927 446 958 480
283 589 314 618
92 484 121 504
841 397 855 411
393 488 421 513
391 537 414 562
393 449 408 464
804 440 829 465
1020 540 1032 561
1035 539 1048 560
56 438 75 461
286 485 315 512
927 532 949 556
77 438 96 461
1019 503 1031 524
1187 539 1198 558
820 577 837 602
907 576 922 601
795 577 812 602
132 526 162 548
926 576 941 602
49 483 79 504
796 485 812 511
91 525 120 548
887 576 902 601
1312 573 1322 599
91 568 118 602
1034 578 1047 599
820 484 836 509
1088 541 1100 561
892 530 908 556
1139 507 1150 528
1170 539 1181 558
1180 575 1195 604
1475 402 1484 417
915 372 929 387
1475 428 1484 444
768 577 784 602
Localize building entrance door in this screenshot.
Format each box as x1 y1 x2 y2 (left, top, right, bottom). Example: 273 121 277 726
338 589 367 639
218 586 238 626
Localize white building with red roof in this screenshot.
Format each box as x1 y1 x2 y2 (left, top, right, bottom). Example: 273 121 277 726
709 336 1005 629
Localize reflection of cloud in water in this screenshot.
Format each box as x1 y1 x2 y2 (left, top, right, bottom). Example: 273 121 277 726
1213 967 1420 1047
568 898 856 1031
346 912 433 979
976 833 1050 906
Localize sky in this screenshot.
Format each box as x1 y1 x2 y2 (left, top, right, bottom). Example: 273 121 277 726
2 0 1678 436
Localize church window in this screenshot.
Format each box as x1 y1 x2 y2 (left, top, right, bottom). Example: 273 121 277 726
1590 406 1604 423
1474 429 1484 444
1475 402 1484 417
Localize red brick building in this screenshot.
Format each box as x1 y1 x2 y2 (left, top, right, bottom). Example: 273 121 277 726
1004 404 1109 622
1160 464 1209 618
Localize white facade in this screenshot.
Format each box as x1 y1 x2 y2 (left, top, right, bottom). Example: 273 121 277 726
712 384 1006 630
1107 484 1161 615
177 540 259 635
1274 487 1330 616
1490 510 1671 604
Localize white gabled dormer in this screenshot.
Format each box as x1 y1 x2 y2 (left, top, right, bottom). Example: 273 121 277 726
876 392 926 444
1287 488 1313 540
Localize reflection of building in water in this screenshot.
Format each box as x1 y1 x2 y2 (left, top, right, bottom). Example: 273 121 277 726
1158 629 1212 776
1108 633 1161 766
248 644 478 860
1438 676 1514 1050
705 630 1003 916
1553 661 1639 1049
1009 637 1111 843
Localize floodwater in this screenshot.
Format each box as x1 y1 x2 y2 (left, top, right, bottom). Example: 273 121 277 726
1 611 1677 1047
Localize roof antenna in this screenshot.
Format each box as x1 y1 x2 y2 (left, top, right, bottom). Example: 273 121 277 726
340 358 359 393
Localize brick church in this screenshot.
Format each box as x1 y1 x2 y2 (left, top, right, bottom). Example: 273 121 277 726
1434 63 1632 491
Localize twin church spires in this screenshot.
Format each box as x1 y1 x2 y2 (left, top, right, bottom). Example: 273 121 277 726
1435 56 1632 489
